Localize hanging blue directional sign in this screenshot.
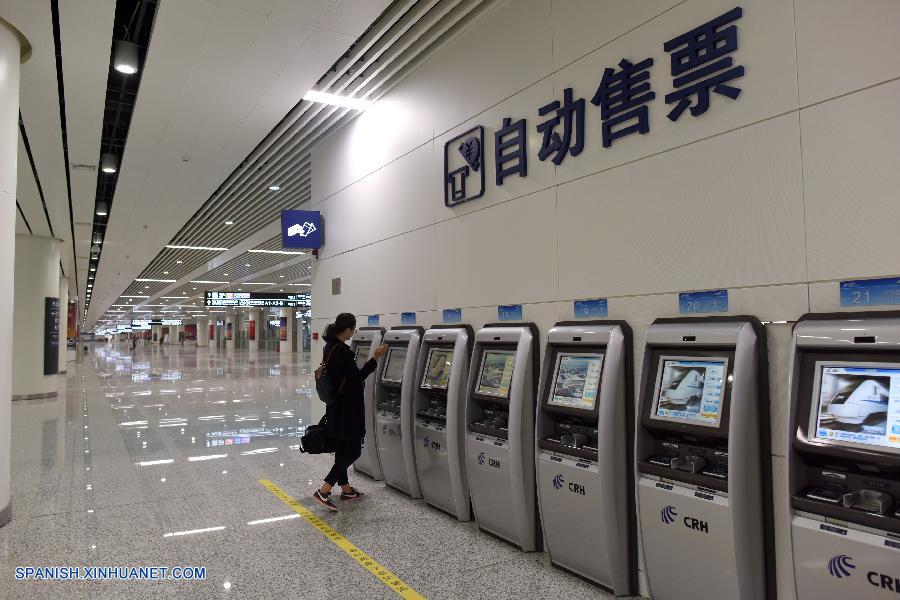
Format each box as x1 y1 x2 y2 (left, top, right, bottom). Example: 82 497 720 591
281 210 323 249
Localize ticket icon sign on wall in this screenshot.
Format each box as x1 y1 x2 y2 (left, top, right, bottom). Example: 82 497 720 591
281 210 323 249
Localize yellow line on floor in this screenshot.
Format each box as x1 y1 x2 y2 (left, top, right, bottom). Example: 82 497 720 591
259 479 426 600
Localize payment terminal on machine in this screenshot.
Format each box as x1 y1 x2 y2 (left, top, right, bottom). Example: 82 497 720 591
374 326 423 497
535 321 635 595
413 325 473 521
465 323 540 551
351 327 385 480
636 316 775 600
787 312 900 599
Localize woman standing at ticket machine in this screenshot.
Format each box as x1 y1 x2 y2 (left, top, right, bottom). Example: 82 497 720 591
313 313 389 511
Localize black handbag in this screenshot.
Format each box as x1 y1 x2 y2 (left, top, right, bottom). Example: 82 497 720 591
315 346 346 405
299 415 335 454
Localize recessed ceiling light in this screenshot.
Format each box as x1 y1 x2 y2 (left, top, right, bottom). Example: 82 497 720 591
224 221 234 226
247 249 305 256
192 287 197 290
279 275 284 278
303 90 370 110
90 267 96 272
163 271 169 275
268 185 280 191
176 260 182 264
135 278 176 283
245 263 251 267
166 245 229 252
223 273 228 276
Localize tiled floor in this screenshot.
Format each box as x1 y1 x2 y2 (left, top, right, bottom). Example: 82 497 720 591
0 344 623 599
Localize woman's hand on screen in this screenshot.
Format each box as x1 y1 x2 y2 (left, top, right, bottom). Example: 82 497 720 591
373 344 389 359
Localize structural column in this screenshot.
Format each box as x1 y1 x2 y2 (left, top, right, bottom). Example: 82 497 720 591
208 319 216 349
57 277 68 375
278 308 293 360
0 15 30 529
197 317 209 347
225 313 234 351
13 235 61 400
247 310 259 353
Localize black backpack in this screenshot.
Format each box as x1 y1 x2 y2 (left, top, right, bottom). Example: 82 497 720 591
299 416 335 454
315 345 346 405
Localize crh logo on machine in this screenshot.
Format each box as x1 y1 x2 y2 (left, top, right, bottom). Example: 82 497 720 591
477 452 500 468
828 555 855 579
423 436 440 451
423 436 430 448
661 505 678 524
552 474 564 490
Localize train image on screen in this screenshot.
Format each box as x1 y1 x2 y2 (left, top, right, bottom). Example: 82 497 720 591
827 378 890 425
661 367 705 406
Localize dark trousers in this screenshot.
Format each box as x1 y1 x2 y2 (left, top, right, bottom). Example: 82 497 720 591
324 438 362 487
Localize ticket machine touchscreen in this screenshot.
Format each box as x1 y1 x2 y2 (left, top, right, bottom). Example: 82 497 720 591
809 362 900 453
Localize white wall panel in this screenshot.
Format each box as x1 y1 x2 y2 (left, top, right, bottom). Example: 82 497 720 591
426 0 553 137
434 188 559 309
766 322 795 459
313 76 436 203
795 0 900 107
553 0 798 187
312 226 436 319
318 143 437 259
433 78 556 222
550 0 682 69
557 113 805 298
802 78 900 283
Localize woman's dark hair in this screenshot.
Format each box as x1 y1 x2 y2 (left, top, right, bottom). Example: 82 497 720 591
325 313 356 339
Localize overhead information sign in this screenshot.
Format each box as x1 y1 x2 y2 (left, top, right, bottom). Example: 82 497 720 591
205 291 311 308
132 319 183 327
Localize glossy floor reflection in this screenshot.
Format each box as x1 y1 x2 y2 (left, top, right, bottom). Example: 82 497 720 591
0 344 621 599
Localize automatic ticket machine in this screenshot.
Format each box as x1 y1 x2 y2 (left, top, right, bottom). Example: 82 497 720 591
788 313 900 598
535 321 636 595
413 325 474 521
636 317 774 600
374 326 423 498
465 323 540 551
350 327 385 480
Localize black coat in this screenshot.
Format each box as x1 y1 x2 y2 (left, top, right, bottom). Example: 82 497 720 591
322 336 377 441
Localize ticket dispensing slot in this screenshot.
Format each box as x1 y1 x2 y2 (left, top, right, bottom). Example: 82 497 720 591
374 326 423 498
535 321 635 595
413 325 474 521
466 323 540 551
636 317 774 600
787 313 900 599
351 327 385 480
